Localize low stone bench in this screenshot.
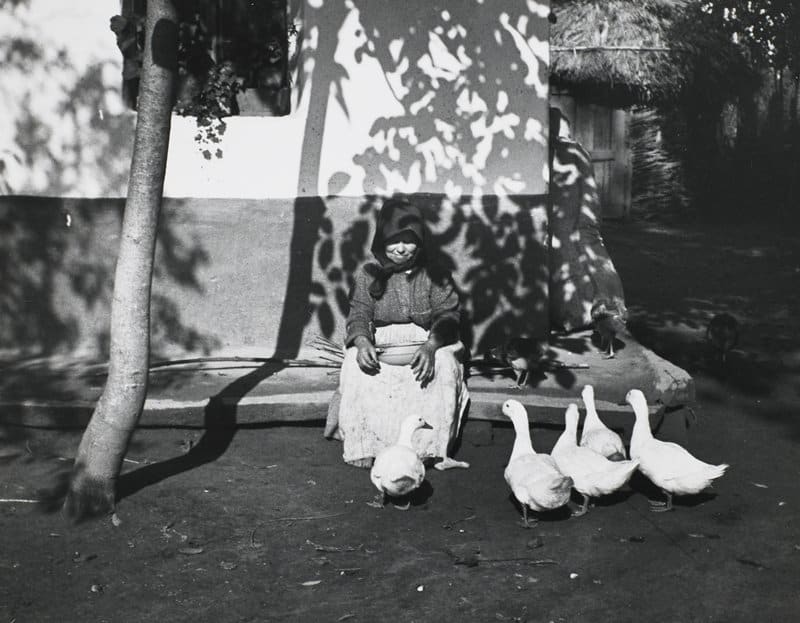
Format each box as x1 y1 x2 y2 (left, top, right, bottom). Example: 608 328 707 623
0 329 693 445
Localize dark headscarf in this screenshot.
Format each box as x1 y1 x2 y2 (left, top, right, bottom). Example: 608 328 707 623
366 197 426 299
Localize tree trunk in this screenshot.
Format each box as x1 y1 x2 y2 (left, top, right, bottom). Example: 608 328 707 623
63 0 178 520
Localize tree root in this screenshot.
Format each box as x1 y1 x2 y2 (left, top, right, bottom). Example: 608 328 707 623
62 468 115 523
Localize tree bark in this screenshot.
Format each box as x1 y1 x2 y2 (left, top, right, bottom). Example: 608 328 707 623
63 0 178 520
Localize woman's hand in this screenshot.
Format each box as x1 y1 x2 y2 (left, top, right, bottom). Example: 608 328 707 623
411 342 438 386
354 336 380 373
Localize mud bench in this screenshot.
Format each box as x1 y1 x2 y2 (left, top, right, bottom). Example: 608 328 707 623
0 330 694 448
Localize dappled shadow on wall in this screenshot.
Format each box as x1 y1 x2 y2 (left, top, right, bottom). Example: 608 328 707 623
344 0 549 198
6 60 135 197
302 0 551 352
0 196 218 360
308 193 550 355
0 1 144 195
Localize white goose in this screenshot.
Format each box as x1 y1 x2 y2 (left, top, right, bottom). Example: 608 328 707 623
579 384 627 461
369 414 429 509
626 389 728 512
552 403 640 516
502 400 573 527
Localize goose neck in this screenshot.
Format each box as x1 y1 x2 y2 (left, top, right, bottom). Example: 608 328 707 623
397 422 419 447
509 415 535 461
630 404 653 444
584 401 600 426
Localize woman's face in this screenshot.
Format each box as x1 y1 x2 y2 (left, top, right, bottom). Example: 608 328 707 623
385 240 418 265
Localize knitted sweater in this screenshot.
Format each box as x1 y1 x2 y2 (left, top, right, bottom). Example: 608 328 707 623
345 263 461 347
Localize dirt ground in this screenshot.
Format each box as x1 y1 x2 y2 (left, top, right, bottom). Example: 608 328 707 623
2 215 799 622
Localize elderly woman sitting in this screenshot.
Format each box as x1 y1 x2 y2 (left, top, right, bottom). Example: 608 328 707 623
325 197 470 470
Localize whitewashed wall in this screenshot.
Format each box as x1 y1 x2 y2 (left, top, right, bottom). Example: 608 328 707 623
1 0 552 360
1 0 550 200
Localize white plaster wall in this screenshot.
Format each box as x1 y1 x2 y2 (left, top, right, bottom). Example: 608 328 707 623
0 0 135 197
1 0 550 201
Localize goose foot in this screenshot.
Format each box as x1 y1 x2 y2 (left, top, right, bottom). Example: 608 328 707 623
366 493 385 509
392 501 411 511
347 457 374 469
434 457 470 471
602 352 616 360
332 429 343 441
570 495 591 517
649 492 673 512
519 507 538 529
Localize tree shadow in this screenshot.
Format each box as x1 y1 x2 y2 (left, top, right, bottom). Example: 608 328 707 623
291 3 552 353
117 362 285 500
271 0 351 356
0 196 218 360
1 13 216 361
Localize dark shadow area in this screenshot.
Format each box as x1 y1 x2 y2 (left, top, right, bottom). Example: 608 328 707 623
388 479 434 509
7 425 151 514
0 378 95 457
587 487 637 509
0 196 218 360
628 471 718 511
117 362 285 500
603 217 800 427
34 466 72 514
506 492 573 524
745 404 800 444
274 197 330 357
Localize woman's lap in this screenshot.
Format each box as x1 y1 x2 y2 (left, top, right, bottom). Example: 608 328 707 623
328 341 468 463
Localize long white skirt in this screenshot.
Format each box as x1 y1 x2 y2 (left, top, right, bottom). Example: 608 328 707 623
325 324 469 465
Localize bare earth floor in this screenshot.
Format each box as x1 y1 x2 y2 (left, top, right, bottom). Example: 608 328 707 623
1 216 799 622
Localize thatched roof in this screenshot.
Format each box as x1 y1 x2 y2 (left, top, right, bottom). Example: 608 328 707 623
549 0 751 107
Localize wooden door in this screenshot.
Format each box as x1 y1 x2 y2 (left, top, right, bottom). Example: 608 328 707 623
550 95 632 219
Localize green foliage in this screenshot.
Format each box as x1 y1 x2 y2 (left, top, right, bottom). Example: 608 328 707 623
109 1 296 157
702 0 800 76
175 63 240 160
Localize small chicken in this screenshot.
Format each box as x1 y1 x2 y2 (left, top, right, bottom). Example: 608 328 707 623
591 299 628 359
487 337 544 388
706 313 739 365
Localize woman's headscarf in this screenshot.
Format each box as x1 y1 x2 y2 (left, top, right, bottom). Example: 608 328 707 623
366 197 426 299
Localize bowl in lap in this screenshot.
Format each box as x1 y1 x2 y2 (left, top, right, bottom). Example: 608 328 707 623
375 341 427 366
